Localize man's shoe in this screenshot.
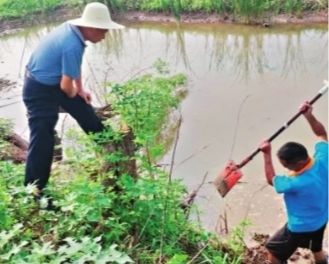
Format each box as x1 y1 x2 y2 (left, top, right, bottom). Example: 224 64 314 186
41 197 60 211
34 195 60 212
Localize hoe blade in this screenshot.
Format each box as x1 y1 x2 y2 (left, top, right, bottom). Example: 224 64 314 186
214 160 243 197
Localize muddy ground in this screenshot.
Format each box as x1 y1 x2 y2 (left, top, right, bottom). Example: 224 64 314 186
243 233 317 263
0 6 327 263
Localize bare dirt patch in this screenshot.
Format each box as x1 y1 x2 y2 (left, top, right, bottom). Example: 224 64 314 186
243 233 316 264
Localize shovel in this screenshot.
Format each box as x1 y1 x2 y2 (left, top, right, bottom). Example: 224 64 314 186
214 83 328 197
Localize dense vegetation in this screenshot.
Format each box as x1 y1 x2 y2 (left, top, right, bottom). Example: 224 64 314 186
0 0 327 21
0 63 249 263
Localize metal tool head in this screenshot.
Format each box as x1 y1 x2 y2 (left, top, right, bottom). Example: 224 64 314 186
214 160 243 197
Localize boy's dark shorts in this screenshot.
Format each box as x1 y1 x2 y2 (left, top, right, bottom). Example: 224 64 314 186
265 223 327 261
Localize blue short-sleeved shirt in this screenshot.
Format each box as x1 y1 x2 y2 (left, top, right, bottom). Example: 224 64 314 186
27 23 85 85
273 141 328 232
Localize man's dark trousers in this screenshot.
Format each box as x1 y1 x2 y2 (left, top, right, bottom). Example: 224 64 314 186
23 76 104 191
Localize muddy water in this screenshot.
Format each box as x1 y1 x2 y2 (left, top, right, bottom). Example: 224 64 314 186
0 22 327 240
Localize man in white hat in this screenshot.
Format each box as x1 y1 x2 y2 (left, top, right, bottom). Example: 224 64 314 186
23 2 124 209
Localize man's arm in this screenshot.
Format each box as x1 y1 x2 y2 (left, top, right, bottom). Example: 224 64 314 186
259 141 276 186
60 75 78 98
60 75 91 104
300 102 328 141
75 77 91 104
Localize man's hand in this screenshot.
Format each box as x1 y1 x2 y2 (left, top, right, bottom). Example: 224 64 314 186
78 90 92 104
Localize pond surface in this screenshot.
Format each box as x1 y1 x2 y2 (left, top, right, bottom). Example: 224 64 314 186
0 21 327 239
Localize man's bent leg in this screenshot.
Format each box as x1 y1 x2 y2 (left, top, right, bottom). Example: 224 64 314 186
59 94 104 134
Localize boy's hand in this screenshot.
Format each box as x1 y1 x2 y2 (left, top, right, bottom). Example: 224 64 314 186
259 140 271 154
299 101 312 116
259 140 275 186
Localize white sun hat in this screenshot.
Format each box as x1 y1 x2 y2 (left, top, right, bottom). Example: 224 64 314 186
69 2 124 30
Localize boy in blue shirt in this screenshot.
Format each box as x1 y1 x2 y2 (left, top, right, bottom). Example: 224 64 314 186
260 101 328 264
23 2 124 208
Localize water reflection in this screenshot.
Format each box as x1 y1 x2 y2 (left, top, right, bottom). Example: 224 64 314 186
114 23 328 82
0 23 327 83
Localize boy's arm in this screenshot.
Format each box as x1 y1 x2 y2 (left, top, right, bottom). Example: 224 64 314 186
300 102 328 141
259 141 276 186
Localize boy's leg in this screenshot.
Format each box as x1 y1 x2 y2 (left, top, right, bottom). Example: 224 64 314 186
265 224 297 263
267 253 287 264
313 251 328 264
310 224 327 264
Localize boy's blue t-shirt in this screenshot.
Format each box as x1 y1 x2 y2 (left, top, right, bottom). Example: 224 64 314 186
273 141 328 232
27 23 85 85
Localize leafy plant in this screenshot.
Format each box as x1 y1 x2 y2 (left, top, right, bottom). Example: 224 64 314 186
108 61 186 161
0 118 12 136
0 118 12 160
225 220 251 255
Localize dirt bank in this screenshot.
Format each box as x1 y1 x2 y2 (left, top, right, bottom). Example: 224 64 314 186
120 10 328 25
243 233 317 263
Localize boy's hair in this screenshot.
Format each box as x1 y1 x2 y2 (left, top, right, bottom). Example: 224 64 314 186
277 142 309 164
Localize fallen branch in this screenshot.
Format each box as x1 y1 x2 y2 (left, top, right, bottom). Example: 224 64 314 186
6 132 28 151
1 133 28 163
186 242 209 264
181 172 208 217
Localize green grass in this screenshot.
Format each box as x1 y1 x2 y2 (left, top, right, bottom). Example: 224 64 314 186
0 0 64 19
